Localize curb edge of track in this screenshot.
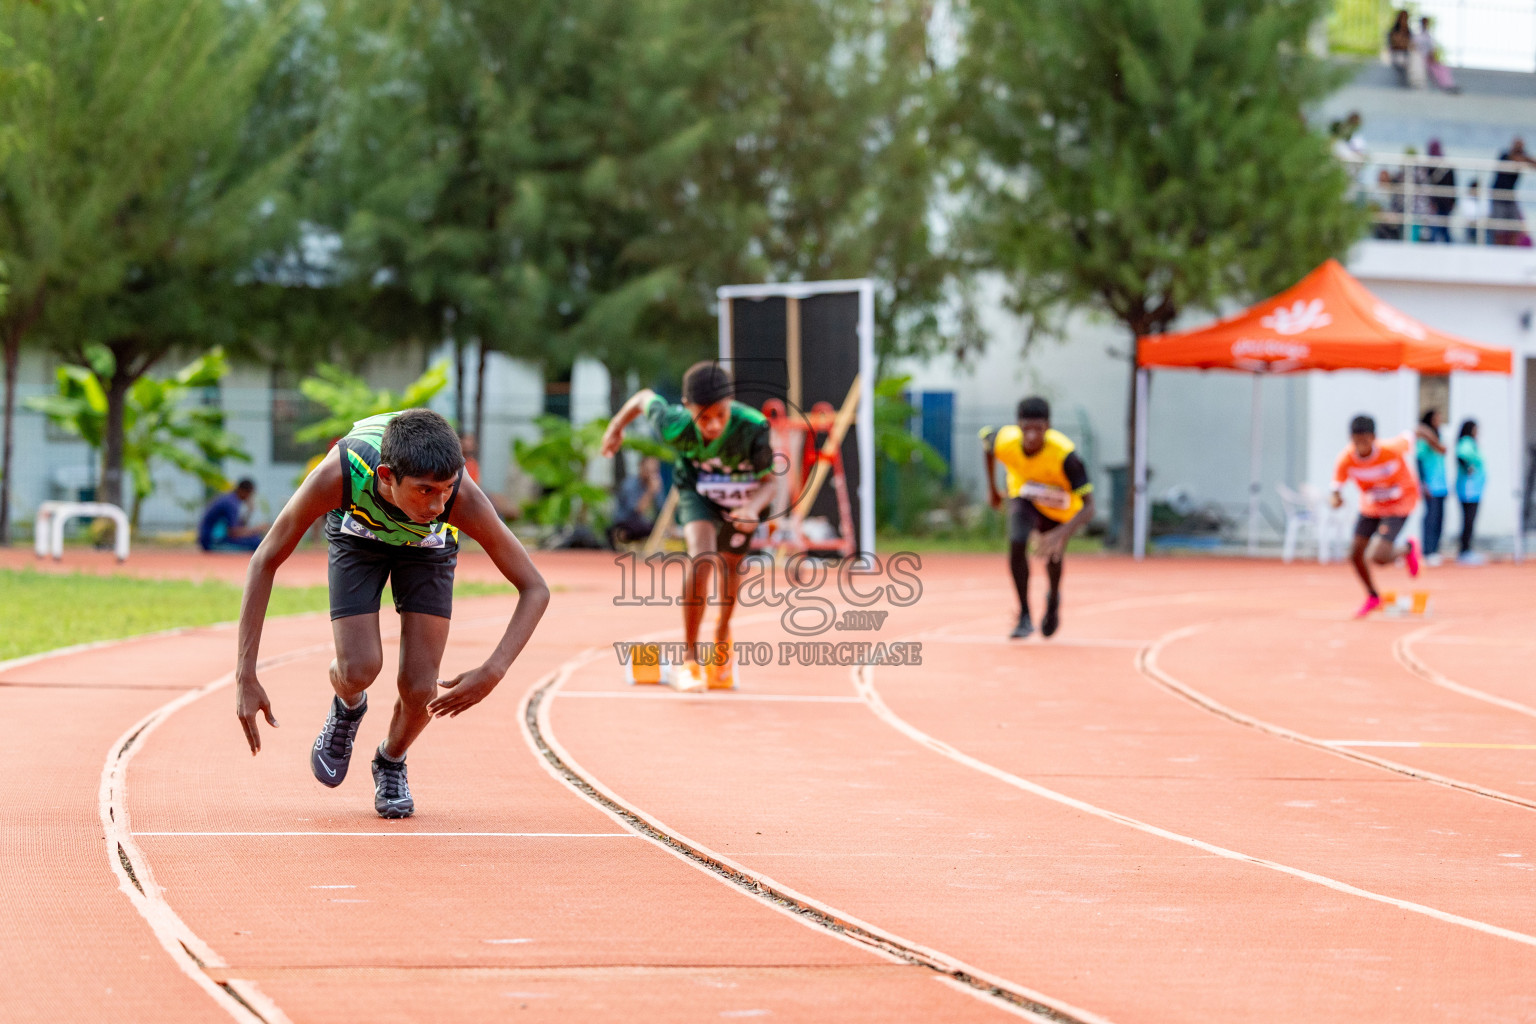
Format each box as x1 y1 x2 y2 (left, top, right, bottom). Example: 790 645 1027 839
522 663 1099 1024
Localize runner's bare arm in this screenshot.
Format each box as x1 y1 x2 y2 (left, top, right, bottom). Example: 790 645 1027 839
979 430 1003 510
234 455 342 755
431 474 551 718
599 389 657 458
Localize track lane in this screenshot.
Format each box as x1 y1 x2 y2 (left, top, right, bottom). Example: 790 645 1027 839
118 577 1016 1023
547 559 1536 1023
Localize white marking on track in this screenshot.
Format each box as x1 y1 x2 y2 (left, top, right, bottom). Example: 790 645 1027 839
95 611 525 1024
1394 623 1536 719
525 637 1117 1024
555 691 862 704
137 831 635 837
1138 624 1536 812
855 661 1536 950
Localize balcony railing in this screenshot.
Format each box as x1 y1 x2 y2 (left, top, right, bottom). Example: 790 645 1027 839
1349 151 1536 245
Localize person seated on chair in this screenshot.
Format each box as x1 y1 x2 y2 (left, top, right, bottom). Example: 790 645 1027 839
198 479 266 552
608 456 663 548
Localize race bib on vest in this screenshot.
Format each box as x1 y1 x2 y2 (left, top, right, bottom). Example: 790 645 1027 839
1020 481 1072 510
339 513 381 542
697 474 762 509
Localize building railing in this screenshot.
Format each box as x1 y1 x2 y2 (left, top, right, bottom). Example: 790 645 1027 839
1349 150 1536 245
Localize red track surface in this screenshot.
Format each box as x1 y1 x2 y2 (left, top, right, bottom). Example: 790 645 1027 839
6 550 1536 1022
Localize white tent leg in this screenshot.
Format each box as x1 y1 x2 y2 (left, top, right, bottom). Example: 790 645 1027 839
1133 368 1150 561
1248 374 1263 556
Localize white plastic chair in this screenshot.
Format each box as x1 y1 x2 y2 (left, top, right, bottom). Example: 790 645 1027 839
34 501 130 562
1276 484 1342 564
1277 484 1314 563
1300 482 1344 564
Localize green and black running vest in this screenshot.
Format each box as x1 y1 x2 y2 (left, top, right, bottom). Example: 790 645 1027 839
330 412 461 548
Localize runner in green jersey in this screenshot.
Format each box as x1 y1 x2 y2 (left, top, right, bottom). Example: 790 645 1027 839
234 408 549 818
603 362 776 692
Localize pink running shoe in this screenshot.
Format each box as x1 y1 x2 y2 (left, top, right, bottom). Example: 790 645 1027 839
1355 594 1383 618
1404 538 1420 578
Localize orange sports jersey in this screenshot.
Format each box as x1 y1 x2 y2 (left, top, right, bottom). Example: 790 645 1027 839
1333 433 1419 518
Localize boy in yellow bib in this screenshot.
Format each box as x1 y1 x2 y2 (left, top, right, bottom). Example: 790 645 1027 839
981 397 1095 639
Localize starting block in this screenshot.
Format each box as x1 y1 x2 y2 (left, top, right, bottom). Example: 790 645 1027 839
624 644 673 686
1380 590 1431 617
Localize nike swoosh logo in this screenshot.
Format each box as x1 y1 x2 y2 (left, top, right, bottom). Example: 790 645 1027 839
317 756 337 778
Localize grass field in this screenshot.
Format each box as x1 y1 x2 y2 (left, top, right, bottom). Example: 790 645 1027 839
0 568 513 662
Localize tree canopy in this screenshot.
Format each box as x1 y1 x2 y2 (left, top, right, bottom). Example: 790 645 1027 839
955 0 1367 541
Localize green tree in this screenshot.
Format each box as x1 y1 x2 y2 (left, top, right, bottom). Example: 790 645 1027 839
0 0 302 525
512 416 612 530
293 361 451 443
955 0 1367 545
26 347 250 528
305 0 960 422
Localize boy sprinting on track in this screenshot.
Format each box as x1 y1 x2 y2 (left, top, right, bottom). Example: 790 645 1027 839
1332 413 1421 617
601 361 775 693
234 409 550 818
981 397 1095 640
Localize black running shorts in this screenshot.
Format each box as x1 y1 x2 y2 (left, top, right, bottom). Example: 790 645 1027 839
1009 497 1065 544
325 519 457 620
676 488 754 556
1353 514 1408 543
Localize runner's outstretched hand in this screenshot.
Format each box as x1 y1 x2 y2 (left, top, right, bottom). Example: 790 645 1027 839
235 677 278 755
428 665 501 718
1035 529 1069 563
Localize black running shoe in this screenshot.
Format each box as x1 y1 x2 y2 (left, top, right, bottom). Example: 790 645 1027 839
1041 595 1061 638
372 750 414 818
311 693 367 788
1009 614 1034 639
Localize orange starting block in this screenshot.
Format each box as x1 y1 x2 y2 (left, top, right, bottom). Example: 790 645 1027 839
1380 590 1431 617
624 644 673 686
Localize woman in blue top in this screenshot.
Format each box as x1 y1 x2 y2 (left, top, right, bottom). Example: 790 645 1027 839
1455 419 1487 565
1416 409 1448 565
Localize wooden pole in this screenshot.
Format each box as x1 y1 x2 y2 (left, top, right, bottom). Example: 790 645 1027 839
644 486 679 555
797 374 861 517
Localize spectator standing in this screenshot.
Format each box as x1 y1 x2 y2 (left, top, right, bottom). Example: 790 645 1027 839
1387 10 1417 86
1491 138 1536 246
1330 112 1368 181
1460 179 1490 244
1423 140 1456 243
1416 17 1459 93
1455 419 1486 565
1416 409 1449 565
198 479 266 552
1372 168 1405 240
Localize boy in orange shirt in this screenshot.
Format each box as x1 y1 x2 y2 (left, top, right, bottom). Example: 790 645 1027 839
1331 414 1421 617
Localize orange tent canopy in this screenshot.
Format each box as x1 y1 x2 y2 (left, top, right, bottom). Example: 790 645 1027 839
1137 259 1512 375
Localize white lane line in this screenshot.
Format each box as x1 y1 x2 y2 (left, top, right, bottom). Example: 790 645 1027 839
910 635 1144 649
1394 623 1536 720
97 610 523 1024
555 691 864 704
525 641 1115 1024
100 641 335 1024
135 831 635 837
1326 741 1536 751
1138 624 1536 813
854 660 1536 951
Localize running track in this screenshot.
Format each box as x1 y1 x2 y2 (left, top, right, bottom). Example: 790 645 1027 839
4 549 1535 1022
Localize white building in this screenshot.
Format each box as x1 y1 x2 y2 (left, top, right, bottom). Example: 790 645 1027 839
896 64 1536 552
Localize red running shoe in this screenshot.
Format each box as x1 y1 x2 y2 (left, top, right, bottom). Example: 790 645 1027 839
1405 538 1420 578
1355 594 1383 618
